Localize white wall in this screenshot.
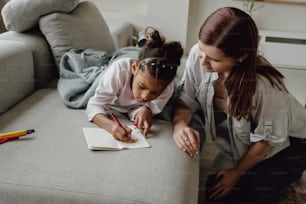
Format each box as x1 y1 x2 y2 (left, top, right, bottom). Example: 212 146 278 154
84 0 190 53
84 0 306 55
186 0 306 53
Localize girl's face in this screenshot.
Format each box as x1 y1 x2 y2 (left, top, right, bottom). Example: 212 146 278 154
131 63 169 102
198 40 238 78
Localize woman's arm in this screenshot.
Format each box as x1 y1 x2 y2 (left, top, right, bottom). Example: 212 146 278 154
234 140 271 174
172 102 200 157
209 140 271 199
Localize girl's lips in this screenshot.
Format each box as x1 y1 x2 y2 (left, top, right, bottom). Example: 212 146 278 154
136 97 145 103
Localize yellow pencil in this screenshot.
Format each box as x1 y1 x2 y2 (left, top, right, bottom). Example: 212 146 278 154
0 129 35 140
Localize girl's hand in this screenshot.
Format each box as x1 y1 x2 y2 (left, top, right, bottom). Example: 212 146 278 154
111 123 132 142
173 126 200 158
209 168 241 200
135 106 153 137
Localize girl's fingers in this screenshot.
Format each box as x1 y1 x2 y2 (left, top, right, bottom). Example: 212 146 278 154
136 118 152 137
114 125 131 141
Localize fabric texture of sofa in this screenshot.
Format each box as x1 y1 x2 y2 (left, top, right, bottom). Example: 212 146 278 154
0 1 199 203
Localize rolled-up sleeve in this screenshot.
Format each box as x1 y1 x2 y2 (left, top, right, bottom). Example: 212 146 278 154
250 76 290 156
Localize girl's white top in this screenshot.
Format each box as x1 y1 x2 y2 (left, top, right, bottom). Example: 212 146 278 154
86 57 174 121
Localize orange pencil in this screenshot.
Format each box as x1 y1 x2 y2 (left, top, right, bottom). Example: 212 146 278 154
0 129 35 140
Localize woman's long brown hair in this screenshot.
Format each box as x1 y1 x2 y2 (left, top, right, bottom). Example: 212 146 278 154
199 7 287 121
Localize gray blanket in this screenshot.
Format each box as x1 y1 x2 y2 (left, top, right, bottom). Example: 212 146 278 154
58 47 141 108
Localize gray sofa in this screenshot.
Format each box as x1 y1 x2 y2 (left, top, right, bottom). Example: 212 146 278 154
0 1 199 204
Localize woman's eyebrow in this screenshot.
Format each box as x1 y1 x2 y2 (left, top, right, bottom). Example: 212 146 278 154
199 46 219 61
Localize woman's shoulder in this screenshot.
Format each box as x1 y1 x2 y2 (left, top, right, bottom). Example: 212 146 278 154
189 43 199 56
185 44 199 68
254 74 288 105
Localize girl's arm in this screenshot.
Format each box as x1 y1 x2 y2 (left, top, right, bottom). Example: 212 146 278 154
172 102 200 157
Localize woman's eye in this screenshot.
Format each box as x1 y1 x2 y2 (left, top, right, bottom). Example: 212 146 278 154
208 57 219 62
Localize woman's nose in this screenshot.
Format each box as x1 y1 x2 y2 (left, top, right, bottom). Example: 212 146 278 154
199 52 208 67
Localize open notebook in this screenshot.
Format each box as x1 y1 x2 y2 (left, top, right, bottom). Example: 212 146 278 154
82 126 151 150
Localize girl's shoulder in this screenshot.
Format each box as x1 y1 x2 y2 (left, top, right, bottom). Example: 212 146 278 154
111 57 133 68
108 57 134 74
104 57 133 80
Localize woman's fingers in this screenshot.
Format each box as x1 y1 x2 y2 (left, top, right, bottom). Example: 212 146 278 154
174 128 200 157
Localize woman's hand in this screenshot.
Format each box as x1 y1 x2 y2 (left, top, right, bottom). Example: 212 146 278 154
173 126 200 157
135 106 153 137
208 168 241 200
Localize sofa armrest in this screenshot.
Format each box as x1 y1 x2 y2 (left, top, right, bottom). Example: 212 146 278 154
0 39 34 113
0 28 57 88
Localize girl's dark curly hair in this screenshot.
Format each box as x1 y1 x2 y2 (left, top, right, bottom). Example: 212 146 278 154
137 27 184 82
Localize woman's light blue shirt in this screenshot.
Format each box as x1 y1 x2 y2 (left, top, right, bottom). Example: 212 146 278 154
179 44 306 166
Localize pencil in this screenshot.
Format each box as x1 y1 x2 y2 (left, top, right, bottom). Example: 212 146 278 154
111 113 124 128
0 129 35 140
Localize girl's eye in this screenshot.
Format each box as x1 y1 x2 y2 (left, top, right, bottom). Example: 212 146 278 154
139 85 145 90
151 92 159 96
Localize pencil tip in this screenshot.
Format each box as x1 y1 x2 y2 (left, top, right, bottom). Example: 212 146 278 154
27 129 35 134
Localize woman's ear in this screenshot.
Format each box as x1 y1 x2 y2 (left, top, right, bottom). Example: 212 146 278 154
238 53 249 62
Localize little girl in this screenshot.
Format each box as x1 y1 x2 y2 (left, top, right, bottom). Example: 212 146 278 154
86 28 183 142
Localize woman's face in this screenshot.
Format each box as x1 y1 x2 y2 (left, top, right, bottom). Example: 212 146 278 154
198 40 238 78
131 63 168 103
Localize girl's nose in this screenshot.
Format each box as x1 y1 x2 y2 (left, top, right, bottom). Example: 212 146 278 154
141 91 151 101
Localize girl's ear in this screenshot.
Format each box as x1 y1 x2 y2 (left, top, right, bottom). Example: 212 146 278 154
131 60 138 75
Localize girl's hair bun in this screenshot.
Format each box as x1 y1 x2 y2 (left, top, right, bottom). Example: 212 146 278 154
144 26 165 48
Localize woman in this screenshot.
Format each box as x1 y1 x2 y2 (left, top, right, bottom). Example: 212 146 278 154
172 7 306 203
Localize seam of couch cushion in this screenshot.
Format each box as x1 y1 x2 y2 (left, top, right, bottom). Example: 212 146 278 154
0 181 148 204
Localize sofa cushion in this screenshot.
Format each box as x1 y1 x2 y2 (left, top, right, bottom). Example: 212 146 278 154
0 30 57 88
1 0 79 32
39 1 116 68
0 39 34 113
0 89 199 204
